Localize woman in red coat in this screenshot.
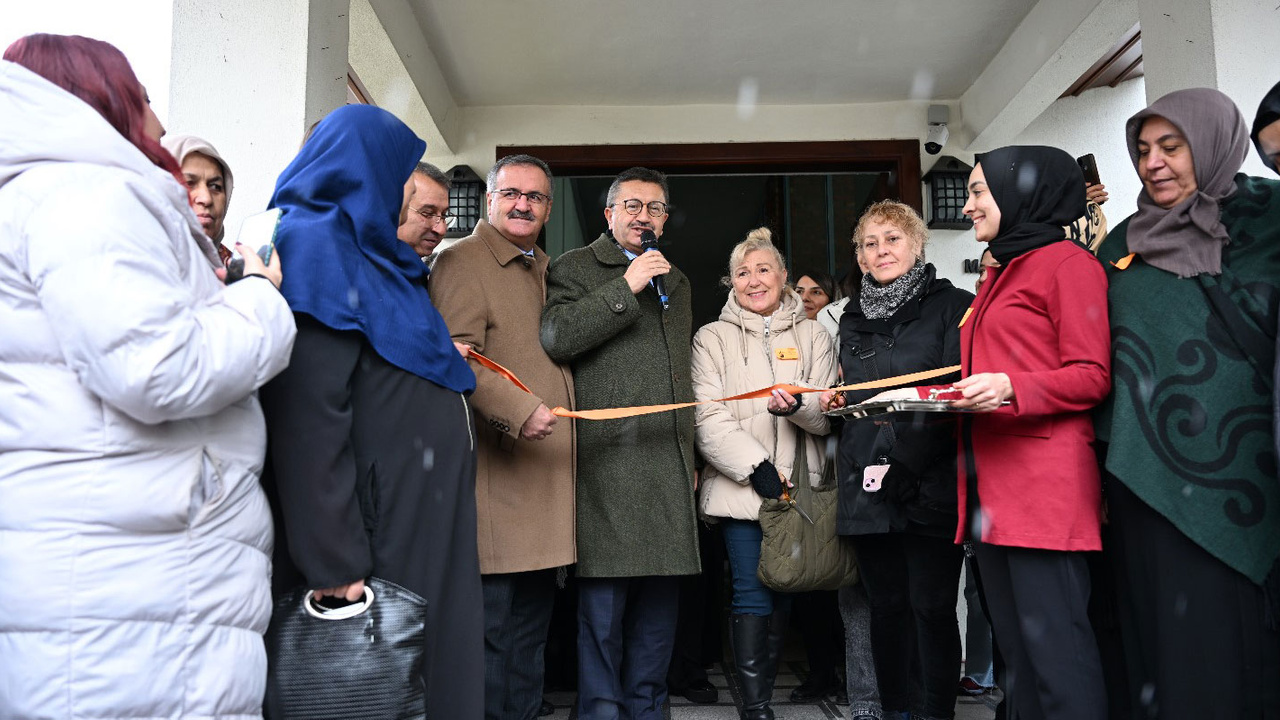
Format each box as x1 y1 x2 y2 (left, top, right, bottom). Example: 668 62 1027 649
951 145 1110 720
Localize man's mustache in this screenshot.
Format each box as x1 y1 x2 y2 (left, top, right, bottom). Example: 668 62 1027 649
507 209 537 221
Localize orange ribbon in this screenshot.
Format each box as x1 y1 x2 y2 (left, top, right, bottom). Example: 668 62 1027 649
467 350 960 421
469 348 533 394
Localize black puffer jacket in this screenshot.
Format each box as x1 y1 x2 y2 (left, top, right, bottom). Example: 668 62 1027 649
835 264 973 538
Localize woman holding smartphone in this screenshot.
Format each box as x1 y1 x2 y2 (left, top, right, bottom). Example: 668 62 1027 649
0 35 292 720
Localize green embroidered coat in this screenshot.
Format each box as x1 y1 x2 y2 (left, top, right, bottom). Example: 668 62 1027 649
1096 174 1280 584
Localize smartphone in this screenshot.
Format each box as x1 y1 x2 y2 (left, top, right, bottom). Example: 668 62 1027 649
222 208 282 283
1077 153 1101 186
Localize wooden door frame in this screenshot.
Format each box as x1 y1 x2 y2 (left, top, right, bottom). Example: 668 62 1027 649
497 140 923 213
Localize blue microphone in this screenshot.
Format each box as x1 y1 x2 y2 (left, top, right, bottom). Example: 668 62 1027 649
639 230 669 311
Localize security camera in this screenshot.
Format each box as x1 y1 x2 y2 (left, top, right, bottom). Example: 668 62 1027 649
925 104 950 155
925 124 949 155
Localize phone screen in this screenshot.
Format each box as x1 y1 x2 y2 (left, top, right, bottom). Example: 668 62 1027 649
221 208 282 282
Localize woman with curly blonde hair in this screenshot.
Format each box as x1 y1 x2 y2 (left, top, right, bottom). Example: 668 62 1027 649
821 200 973 720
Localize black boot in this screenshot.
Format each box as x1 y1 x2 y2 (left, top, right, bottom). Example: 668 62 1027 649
791 668 839 702
731 614 775 720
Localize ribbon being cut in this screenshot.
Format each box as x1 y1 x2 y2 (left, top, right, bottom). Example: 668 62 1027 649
468 350 961 420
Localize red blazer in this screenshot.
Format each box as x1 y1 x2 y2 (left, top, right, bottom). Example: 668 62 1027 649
956 240 1110 551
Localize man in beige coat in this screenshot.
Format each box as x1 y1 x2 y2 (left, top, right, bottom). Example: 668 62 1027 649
429 154 575 720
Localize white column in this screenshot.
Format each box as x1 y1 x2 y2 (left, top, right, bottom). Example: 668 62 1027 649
168 0 350 233
1138 0 1280 174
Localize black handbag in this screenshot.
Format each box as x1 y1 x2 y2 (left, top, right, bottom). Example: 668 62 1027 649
264 576 429 720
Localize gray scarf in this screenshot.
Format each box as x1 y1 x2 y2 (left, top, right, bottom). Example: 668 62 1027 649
1125 88 1250 278
860 260 927 319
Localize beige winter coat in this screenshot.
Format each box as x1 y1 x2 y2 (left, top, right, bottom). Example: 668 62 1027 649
693 289 838 521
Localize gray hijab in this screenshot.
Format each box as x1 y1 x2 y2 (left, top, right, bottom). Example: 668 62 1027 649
1124 87 1250 278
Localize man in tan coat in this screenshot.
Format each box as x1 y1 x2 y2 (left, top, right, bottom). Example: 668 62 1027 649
429 154 575 720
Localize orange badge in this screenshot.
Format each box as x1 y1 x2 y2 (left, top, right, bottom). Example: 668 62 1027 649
775 347 799 361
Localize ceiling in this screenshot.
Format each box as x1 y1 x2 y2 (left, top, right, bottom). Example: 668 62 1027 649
407 0 1040 107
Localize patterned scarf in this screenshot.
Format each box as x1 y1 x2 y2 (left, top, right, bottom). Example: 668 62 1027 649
859 260 927 319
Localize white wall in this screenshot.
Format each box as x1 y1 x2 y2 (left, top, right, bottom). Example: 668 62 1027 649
924 79 1149 290
1013 79 1149 225
2 1 173 120
169 0 350 239
960 0 1138 153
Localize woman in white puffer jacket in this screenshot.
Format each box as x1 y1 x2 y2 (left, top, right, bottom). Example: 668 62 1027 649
691 227 836 720
0 36 295 720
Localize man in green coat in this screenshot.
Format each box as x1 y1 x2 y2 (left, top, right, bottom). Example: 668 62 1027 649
541 166 700 719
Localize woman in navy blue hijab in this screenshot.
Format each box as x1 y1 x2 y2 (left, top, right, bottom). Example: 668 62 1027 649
270 104 473 391
259 104 483 719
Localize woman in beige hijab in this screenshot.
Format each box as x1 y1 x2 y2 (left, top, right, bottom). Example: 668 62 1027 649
1096 86 1280 720
163 134 234 257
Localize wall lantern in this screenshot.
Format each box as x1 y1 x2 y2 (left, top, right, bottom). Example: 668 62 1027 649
922 155 973 230
446 165 484 238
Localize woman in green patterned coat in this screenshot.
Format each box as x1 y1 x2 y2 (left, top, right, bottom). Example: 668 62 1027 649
1095 87 1280 718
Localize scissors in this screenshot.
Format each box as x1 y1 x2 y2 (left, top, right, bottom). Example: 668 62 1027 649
779 487 815 525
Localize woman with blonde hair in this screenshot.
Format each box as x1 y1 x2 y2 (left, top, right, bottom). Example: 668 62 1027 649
692 227 836 720
820 200 972 720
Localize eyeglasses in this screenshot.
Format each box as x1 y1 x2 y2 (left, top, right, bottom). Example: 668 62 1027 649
857 235 906 255
614 199 669 218
410 206 451 226
491 188 550 206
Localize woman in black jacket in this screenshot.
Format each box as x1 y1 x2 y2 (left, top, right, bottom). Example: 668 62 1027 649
820 201 973 720
258 105 482 719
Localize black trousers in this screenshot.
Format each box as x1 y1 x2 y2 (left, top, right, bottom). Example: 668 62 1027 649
1108 479 1280 719
971 543 1106 720
853 532 963 719
964 548 1006 720
790 590 845 681
667 521 725 687
483 569 557 720
261 317 484 720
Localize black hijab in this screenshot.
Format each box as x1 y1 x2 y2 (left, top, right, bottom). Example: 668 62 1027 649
977 145 1086 266
1252 80 1280 173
